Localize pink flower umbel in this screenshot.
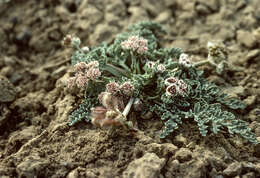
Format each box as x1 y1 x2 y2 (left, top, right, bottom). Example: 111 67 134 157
67 60 102 89
86 67 101 81
75 73 88 88
119 81 135 96
86 60 99 69
166 84 178 96
179 53 192 68
121 36 148 54
106 81 119 95
74 62 87 72
165 77 188 96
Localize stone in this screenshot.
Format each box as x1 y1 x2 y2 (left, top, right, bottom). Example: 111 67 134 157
123 153 166 178
141 0 165 17
164 0 176 7
145 143 177 157
242 172 255 178
243 95 256 107
222 86 245 98
253 27 260 42
166 159 180 176
89 24 118 45
66 169 79 178
256 128 260 137
0 75 17 103
173 134 187 147
175 148 192 163
0 105 10 128
196 4 211 15
128 6 149 24
106 0 126 16
16 156 48 178
248 108 260 122
223 162 242 177
237 30 257 48
155 10 172 24
105 13 121 27
196 0 219 11
244 50 260 63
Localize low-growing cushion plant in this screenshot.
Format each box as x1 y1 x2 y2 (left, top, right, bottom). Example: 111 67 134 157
63 21 258 145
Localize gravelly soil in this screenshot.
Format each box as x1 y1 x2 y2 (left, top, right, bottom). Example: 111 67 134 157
0 0 260 177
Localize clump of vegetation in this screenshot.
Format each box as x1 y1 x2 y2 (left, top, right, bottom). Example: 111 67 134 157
63 21 258 144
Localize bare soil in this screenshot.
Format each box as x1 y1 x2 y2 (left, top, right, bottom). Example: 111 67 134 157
0 0 260 177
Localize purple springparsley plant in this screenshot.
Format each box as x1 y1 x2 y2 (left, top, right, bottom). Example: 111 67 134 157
65 21 258 144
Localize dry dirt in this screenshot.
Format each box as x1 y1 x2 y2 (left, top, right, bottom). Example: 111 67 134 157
0 0 260 177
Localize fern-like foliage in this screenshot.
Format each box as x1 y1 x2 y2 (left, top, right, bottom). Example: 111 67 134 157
67 21 258 144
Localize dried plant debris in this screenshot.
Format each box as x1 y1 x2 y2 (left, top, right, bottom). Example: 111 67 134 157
63 21 258 144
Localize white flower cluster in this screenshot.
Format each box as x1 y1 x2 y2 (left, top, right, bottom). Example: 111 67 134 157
165 77 188 96
121 36 148 54
62 34 81 48
67 61 101 88
179 53 192 68
146 61 166 73
106 81 135 97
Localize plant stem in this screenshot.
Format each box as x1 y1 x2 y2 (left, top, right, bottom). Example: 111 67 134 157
193 60 210 67
123 97 134 117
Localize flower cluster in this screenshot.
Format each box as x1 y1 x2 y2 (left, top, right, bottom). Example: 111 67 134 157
120 81 135 96
165 77 188 96
146 61 166 73
67 61 101 89
207 41 228 65
106 81 135 97
62 34 81 48
121 36 148 54
179 53 192 68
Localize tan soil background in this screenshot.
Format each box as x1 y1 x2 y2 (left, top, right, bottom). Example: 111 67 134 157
0 0 260 177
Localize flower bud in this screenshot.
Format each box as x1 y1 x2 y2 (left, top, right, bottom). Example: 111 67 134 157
106 81 119 95
157 64 166 72
120 81 134 96
86 67 101 80
165 77 178 86
166 84 178 96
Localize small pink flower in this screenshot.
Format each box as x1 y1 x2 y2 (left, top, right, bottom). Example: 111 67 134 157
157 64 166 72
75 73 88 88
120 82 135 96
106 81 119 95
165 77 179 86
86 60 99 69
86 67 101 80
62 34 72 47
74 62 87 72
121 36 148 54
166 84 178 96
179 53 192 67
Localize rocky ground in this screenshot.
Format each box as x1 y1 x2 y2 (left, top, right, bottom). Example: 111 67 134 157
0 0 260 177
